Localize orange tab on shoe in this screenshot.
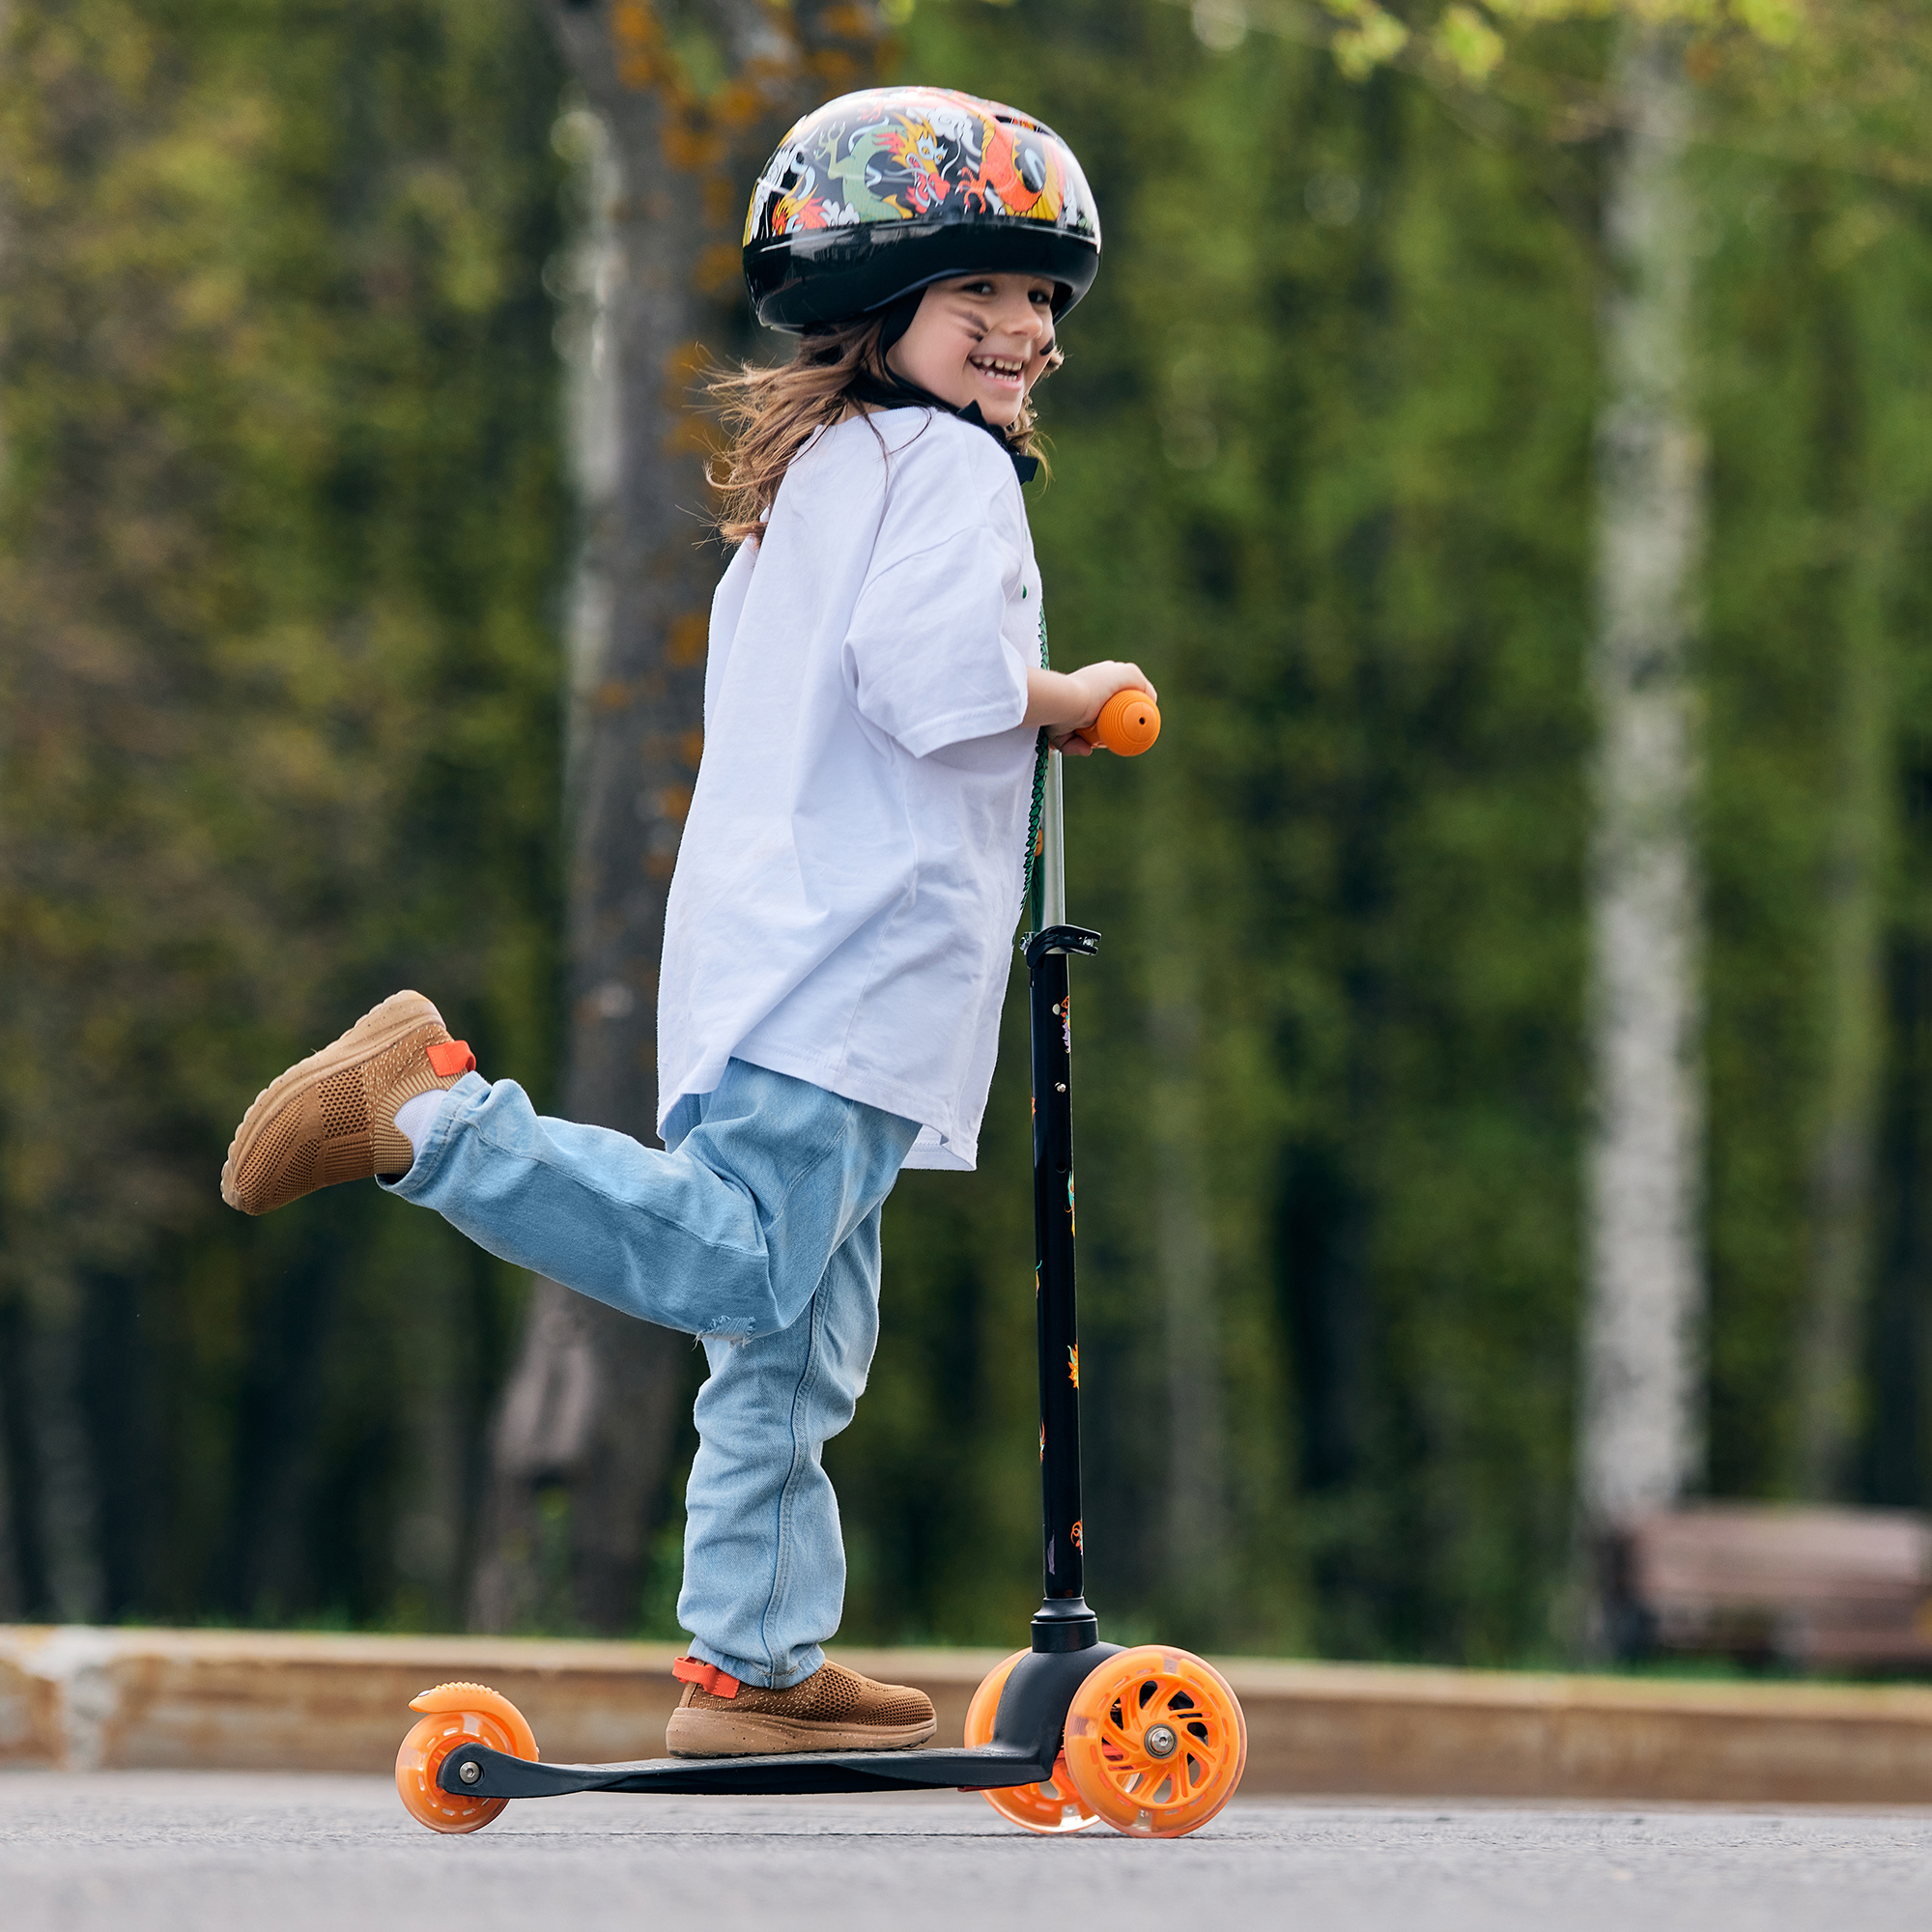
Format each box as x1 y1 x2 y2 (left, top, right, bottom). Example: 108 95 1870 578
671 1656 741 1699
426 1039 476 1077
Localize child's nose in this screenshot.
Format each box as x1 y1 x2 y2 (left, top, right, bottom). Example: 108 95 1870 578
997 295 1049 340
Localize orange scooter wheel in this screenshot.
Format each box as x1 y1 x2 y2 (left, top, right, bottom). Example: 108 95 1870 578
1062 1646 1247 1837
394 1681 540 1834
962 1649 1099 1834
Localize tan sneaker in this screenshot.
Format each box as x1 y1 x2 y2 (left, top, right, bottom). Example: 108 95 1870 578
220 990 475 1215
666 1657 936 1757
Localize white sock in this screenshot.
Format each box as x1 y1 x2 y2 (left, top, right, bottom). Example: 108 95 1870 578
393 1090 452 1159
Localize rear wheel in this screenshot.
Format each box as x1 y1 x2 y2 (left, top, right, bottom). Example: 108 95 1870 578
1062 1646 1246 1837
394 1681 539 1834
963 1649 1099 1834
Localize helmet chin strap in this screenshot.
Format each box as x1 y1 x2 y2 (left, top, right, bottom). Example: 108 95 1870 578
849 363 1040 484
864 291 1043 482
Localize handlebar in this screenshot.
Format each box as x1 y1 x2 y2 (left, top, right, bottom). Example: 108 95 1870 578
1074 689 1161 757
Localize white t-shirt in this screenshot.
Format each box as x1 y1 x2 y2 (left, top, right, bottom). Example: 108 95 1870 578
656 407 1042 1171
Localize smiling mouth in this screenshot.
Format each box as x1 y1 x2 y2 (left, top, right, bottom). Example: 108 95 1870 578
968 354 1026 386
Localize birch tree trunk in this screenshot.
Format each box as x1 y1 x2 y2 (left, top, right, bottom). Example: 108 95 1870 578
470 0 887 1634
1577 22 1706 1549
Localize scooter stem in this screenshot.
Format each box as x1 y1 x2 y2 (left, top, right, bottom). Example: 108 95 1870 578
1036 746 1066 931
1026 748 1099 1654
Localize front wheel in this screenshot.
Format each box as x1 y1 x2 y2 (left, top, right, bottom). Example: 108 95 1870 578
1062 1646 1247 1837
394 1681 539 1834
962 1649 1100 1834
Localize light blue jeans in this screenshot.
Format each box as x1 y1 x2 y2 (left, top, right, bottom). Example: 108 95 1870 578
384 1058 920 1689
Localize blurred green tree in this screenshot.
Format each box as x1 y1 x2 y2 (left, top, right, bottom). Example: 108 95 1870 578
0 0 569 1624
844 0 1601 1659
835 0 1932 1662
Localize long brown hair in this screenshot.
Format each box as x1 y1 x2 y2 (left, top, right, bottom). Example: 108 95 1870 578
704 311 1054 547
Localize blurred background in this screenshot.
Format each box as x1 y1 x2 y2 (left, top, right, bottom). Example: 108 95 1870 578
4 0 1931 1670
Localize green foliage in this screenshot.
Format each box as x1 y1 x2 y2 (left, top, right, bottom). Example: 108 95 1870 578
0 0 568 1624
1696 156 1932 1497
836 0 1932 1662
844 0 1600 1662
9 0 1932 1665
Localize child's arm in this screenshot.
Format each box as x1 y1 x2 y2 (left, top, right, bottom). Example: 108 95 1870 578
1024 661 1158 757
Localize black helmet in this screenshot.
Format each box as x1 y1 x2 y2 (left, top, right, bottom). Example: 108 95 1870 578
742 86 1101 333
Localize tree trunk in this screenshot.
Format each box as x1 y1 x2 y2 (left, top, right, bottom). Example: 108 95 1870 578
1143 762 1228 1631
0 1266 23 1619
1795 531 1890 1498
470 0 888 1634
23 1290 105 1622
1577 22 1706 1551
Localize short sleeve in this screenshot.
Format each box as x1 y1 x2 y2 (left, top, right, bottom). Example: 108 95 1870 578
844 525 1030 756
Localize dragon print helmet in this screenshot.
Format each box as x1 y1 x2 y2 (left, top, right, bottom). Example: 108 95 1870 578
742 86 1101 332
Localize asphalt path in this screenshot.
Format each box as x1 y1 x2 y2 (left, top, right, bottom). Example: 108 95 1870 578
5 1772 1932 1931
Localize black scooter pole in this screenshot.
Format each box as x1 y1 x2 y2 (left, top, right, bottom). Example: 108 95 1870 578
1026 746 1100 1656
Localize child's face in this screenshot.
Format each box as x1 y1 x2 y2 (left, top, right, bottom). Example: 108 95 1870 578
885 273 1060 429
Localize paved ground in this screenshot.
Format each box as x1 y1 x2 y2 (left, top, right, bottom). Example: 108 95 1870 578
5 1774 1932 1931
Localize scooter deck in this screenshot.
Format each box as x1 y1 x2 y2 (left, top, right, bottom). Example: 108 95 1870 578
438 1742 1051 1800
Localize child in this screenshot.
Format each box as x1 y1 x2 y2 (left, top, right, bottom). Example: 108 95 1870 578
220 86 1152 1757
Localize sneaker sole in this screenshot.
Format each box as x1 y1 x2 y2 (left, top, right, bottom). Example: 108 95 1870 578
220 989 444 1212
665 1709 938 1758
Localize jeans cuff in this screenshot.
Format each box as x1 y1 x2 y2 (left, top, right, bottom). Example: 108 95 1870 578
686 1637 824 1692
376 1071 488 1199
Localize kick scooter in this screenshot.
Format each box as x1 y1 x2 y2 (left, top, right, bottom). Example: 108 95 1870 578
394 689 1247 1839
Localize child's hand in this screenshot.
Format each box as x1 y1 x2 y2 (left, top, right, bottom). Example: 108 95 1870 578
1023 661 1158 756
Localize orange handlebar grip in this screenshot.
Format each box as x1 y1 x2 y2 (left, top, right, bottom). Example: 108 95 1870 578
1076 689 1162 756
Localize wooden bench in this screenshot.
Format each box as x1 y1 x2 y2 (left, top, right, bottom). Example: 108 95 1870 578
1603 1505 1932 1670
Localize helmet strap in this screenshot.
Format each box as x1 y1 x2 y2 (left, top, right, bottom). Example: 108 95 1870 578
847 365 1040 485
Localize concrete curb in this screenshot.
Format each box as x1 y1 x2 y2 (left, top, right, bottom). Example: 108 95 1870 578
6 1625 1932 1802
